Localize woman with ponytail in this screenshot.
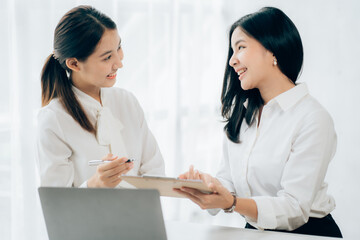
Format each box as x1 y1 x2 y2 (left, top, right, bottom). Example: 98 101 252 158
37 5 164 188
175 7 342 238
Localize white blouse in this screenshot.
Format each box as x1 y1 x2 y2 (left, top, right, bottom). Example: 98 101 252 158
36 86 165 187
216 83 337 231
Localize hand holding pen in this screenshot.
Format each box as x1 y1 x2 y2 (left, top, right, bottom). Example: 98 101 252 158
88 158 134 166
87 153 135 188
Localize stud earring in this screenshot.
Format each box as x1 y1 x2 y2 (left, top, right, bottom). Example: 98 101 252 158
273 57 277 66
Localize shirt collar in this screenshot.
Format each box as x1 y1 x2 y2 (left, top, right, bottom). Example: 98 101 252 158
242 83 309 111
272 83 308 111
72 85 104 110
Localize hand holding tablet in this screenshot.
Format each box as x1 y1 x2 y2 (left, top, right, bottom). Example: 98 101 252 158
121 175 213 198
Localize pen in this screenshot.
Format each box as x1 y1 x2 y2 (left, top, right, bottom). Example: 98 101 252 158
88 159 135 166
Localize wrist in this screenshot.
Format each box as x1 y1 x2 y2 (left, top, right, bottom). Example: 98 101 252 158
87 176 97 188
223 192 237 213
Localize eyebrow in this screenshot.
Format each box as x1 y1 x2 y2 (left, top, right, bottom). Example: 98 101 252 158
99 39 122 58
232 39 245 49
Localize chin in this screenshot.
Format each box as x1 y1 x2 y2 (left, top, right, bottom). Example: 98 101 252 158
240 82 251 91
103 79 117 88
240 77 256 91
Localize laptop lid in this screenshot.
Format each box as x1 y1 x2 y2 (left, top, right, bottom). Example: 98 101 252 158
38 187 167 240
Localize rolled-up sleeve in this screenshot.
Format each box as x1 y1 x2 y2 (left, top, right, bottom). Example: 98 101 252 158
247 110 337 230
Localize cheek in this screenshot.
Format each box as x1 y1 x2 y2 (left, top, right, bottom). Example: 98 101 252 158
236 52 244 62
95 64 111 77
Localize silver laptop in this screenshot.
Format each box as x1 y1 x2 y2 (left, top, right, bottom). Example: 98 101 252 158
38 187 167 240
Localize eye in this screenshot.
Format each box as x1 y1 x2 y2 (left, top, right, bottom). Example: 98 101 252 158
238 46 245 50
104 55 111 61
117 44 122 50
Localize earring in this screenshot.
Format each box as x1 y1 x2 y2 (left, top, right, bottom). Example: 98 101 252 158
273 57 277 66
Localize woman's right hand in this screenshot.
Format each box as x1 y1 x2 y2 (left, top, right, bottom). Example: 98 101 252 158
87 153 134 188
178 165 214 187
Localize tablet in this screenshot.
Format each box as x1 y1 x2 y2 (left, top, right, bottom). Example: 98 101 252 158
121 175 213 198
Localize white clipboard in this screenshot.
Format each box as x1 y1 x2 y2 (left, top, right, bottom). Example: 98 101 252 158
121 175 213 198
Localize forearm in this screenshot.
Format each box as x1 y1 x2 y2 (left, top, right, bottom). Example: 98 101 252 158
234 197 258 221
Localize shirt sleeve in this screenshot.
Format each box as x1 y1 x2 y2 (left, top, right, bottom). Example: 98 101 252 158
130 95 165 176
247 109 337 230
216 134 236 192
208 134 237 216
36 108 75 187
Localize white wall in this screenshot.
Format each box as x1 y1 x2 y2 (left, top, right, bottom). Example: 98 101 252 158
0 0 359 239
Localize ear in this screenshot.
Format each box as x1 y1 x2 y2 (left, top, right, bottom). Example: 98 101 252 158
65 58 81 72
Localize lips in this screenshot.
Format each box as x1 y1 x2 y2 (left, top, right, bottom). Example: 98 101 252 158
235 68 247 80
106 72 117 79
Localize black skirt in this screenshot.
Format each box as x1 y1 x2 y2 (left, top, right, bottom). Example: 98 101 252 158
245 214 342 238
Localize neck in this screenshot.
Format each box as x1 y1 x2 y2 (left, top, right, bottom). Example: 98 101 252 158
71 75 102 104
258 72 295 105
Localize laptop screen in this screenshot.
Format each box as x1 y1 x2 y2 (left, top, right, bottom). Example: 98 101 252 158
38 187 167 240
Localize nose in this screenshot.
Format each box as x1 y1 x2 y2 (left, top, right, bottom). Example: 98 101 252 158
113 49 124 69
229 53 237 68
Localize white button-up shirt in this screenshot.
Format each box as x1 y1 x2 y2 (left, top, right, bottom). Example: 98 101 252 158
36 87 165 187
216 83 337 231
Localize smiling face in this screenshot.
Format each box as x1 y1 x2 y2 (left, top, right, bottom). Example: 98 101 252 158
229 27 274 91
70 29 123 95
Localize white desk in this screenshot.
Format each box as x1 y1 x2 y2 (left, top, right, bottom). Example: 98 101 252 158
165 221 341 240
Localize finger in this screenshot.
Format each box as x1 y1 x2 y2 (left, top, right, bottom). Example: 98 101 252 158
194 170 200 180
180 187 207 198
99 157 128 171
178 172 188 179
208 181 226 195
110 162 134 179
173 189 207 209
199 172 209 182
98 156 119 171
118 162 134 175
189 165 194 179
101 162 131 177
110 178 122 186
108 173 125 183
102 153 115 161
199 173 214 186
102 164 134 185
113 157 129 165
173 189 202 204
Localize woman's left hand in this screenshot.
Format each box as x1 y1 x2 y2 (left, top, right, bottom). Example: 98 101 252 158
175 168 234 210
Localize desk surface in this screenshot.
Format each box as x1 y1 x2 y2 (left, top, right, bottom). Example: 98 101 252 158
165 221 342 240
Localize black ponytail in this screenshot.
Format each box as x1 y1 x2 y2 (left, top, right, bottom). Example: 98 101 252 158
41 53 95 133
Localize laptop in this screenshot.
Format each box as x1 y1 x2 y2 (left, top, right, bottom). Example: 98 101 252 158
38 187 167 240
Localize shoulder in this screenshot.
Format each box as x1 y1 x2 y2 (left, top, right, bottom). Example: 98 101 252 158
102 87 146 125
102 87 139 105
38 99 62 121
37 99 71 131
293 94 335 129
102 87 140 108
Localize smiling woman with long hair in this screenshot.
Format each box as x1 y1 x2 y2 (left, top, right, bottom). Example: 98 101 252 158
37 5 164 188
175 7 342 238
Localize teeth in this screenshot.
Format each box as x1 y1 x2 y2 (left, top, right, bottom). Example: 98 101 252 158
237 68 246 76
108 73 116 77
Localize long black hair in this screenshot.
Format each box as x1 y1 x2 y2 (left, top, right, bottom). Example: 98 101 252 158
41 5 116 133
221 7 304 143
